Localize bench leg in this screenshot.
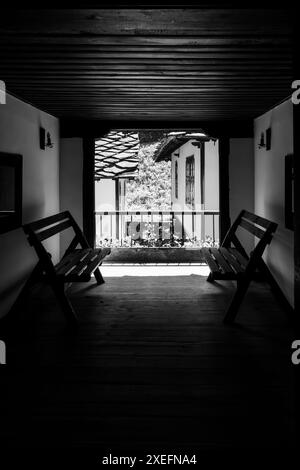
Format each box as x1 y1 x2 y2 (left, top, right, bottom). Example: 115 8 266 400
223 277 251 324
207 272 215 283
94 267 105 285
51 281 78 327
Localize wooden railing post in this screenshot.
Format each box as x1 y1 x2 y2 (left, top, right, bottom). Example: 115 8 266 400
171 211 174 244
181 212 185 245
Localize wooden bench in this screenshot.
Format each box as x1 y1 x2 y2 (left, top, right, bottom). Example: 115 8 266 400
201 210 278 324
23 211 111 327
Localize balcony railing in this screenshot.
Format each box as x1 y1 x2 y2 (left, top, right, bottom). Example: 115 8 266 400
95 210 220 248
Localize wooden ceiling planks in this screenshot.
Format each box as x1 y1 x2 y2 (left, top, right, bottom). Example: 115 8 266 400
0 8 293 122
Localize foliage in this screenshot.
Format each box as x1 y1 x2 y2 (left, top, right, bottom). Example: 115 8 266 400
138 130 165 145
125 143 171 210
96 231 219 249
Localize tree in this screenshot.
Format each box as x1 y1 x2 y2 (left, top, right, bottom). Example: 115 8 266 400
125 142 171 210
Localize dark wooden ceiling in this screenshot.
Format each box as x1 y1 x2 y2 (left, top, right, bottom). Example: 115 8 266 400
0 8 293 123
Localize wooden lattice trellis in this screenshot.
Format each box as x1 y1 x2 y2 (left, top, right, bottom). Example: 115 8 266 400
95 131 140 179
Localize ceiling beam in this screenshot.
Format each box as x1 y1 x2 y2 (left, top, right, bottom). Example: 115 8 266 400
60 119 254 138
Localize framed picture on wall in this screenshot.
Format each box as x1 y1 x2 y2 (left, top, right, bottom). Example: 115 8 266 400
0 152 23 234
285 153 294 231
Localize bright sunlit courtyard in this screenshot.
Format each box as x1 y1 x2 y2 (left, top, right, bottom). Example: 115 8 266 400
100 263 210 277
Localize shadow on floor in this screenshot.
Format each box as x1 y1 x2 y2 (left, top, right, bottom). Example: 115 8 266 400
0 270 297 452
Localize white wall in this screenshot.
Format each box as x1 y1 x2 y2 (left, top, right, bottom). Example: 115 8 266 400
0 93 60 319
95 179 116 243
229 138 254 253
170 139 219 242
95 179 115 211
171 140 200 211
60 141 126 249
95 179 128 244
205 140 219 212
171 139 219 211
254 99 294 307
60 138 83 256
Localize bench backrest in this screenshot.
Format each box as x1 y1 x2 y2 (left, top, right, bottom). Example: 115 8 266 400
23 211 89 263
23 211 74 243
222 210 278 261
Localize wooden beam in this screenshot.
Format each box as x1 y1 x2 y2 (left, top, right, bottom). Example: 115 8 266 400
219 137 231 243
82 138 96 248
200 142 205 206
61 119 254 138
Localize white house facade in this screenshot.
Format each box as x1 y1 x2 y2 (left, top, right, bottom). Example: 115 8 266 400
158 137 220 244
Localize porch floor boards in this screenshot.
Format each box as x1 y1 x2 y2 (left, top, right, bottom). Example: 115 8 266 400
0 269 296 450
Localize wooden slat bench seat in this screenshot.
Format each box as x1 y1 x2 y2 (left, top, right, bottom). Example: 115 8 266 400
55 248 109 282
201 210 278 324
23 211 111 327
203 247 247 279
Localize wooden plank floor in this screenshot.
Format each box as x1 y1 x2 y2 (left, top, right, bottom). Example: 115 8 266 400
0 269 297 452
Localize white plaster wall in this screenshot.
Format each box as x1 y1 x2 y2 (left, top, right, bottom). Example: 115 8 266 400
171 140 200 211
204 140 219 242
171 139 219 211
95 179 117 242
95 179 115 211
59 140 123 250
254 99 294 306
0 93 60 318
205 140 219 211
171 139 219 241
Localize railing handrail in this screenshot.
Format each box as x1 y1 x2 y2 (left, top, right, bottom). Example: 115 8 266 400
95 210 220 216
95 210 220 247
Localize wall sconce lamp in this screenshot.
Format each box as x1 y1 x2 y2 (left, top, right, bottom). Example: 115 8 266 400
258 132 265 149
46 132 54 148
258 127 271 150
40 127 54 150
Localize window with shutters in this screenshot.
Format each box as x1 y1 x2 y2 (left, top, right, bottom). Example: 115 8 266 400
175 160 178 199
185 156 195 208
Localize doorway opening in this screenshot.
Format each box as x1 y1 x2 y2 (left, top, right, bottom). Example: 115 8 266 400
94 129 220 263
